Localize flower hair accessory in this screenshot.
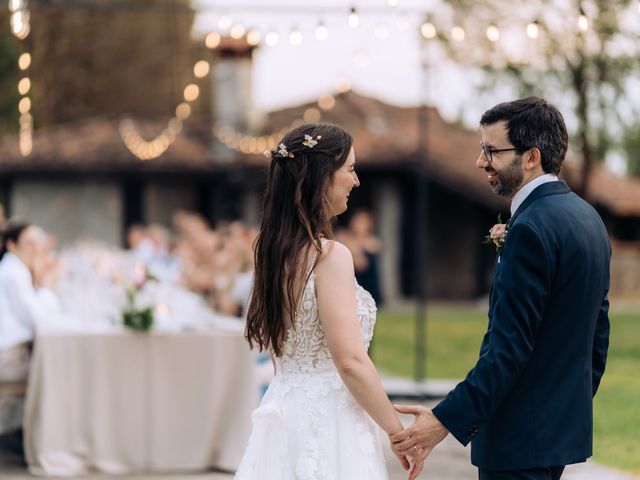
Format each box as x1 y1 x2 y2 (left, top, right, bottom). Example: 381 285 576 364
278 143 295 158
302 134 322 148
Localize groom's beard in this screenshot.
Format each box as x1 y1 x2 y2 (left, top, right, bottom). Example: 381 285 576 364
488 155 524 198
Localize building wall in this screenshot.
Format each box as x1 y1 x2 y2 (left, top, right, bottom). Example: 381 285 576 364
610 240 640 298
11 178 122 246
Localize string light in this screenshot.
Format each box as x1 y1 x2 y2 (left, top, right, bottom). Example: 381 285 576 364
217 14 233 31
183 84 200 102
486 24 500 42
318 95 336 110
348 6 360 28
18 77 31 95
289 26 303 46
420 21 436 39
11 0 32 156
247 28 261 46
18 53 31 70
119 119 177 161
230 24 246 39
193 60 210 78
303 108 321 122
205 32 221 49
10 10 30 39
315 20 328 41
175 102 191 120
526 20 539 39
8 0 25 12
578 8 589 32
451 26 465 42
265 30 279 47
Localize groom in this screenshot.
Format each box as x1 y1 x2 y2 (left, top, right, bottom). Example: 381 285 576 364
391 97 611 480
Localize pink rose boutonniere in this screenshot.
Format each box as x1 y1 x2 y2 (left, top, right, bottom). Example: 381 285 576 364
483 214 509 251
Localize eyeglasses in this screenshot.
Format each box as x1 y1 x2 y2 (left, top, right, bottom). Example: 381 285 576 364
480 141 519 163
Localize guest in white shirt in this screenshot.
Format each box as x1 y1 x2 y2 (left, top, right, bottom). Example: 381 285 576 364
0 222 60 384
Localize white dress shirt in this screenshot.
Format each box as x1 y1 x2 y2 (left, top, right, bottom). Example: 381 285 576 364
510 174 559 216
0 253 60 351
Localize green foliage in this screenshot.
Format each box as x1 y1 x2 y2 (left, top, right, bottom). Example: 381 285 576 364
431 0 640 176
123 307 154 331
373 306 640 472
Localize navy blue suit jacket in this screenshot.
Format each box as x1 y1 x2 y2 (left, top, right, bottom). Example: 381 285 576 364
432 181 611 470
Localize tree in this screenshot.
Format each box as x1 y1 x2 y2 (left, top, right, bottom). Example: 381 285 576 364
426 0 640 189
0 9 21 134
26 0 196 127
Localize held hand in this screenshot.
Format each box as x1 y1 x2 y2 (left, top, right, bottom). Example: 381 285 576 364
390 405 449 459
388 436 424 480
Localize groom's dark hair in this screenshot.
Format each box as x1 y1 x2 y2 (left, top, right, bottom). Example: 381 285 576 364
480 97 568 175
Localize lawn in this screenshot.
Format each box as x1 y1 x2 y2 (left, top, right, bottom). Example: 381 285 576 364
373 306 640 474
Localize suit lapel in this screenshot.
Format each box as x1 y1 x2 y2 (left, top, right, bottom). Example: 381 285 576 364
509 180 571 225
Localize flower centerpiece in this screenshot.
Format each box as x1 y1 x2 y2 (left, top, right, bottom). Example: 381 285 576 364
119 261 158 332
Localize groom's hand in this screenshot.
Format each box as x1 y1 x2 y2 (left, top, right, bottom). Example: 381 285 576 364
390 405 449 462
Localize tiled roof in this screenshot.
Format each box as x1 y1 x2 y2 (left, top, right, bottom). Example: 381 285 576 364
1 92 639 216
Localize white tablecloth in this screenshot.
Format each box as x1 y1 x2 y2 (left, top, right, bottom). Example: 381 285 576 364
24 326 258 476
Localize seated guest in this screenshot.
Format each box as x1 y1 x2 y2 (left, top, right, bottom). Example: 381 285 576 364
0 221 60 384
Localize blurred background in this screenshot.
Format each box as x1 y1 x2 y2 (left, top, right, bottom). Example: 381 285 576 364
0 0 639 478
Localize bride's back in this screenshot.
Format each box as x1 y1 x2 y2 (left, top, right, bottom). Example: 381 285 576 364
275 241 377 376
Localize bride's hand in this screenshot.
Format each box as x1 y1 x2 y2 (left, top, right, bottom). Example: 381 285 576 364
408 456 424 480
390 443 410 471
388 439 424 480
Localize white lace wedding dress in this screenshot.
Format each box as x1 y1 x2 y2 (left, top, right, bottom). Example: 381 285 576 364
234 269 388 480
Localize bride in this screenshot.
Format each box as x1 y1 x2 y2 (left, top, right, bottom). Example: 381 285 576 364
235 123 423 480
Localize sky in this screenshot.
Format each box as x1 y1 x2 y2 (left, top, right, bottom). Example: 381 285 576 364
192 0 486 125
192 0 639 174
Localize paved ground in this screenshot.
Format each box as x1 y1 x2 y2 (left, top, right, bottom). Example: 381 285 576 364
1 399 636 480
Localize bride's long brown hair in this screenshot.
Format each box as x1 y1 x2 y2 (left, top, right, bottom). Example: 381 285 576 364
246 123 353 357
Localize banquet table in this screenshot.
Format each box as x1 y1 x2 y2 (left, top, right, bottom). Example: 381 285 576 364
23 323 258 477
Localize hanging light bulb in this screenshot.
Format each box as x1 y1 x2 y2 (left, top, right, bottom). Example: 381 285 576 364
265 30 279 47
348 6 360 28
230 24 246 39
247 28 261 46
289 26 303 46
526 20 539 39
183 84 200 102
10 10 30 39
420 20 436 39
205 32 221 49
315 20 328 41
486 24 500 42
578 8 589 31
193 60 210 78
387 0 398 6
18 97 31 114
451 26 465 42
18 53 31 70
18 77 31 95
218 14 233 31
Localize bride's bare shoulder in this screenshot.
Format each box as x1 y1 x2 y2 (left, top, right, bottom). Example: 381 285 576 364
316 240 354 276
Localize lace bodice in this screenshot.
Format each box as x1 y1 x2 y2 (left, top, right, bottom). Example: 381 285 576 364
275 272 377 376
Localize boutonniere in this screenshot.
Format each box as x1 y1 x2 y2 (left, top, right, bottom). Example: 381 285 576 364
483 214 509 251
